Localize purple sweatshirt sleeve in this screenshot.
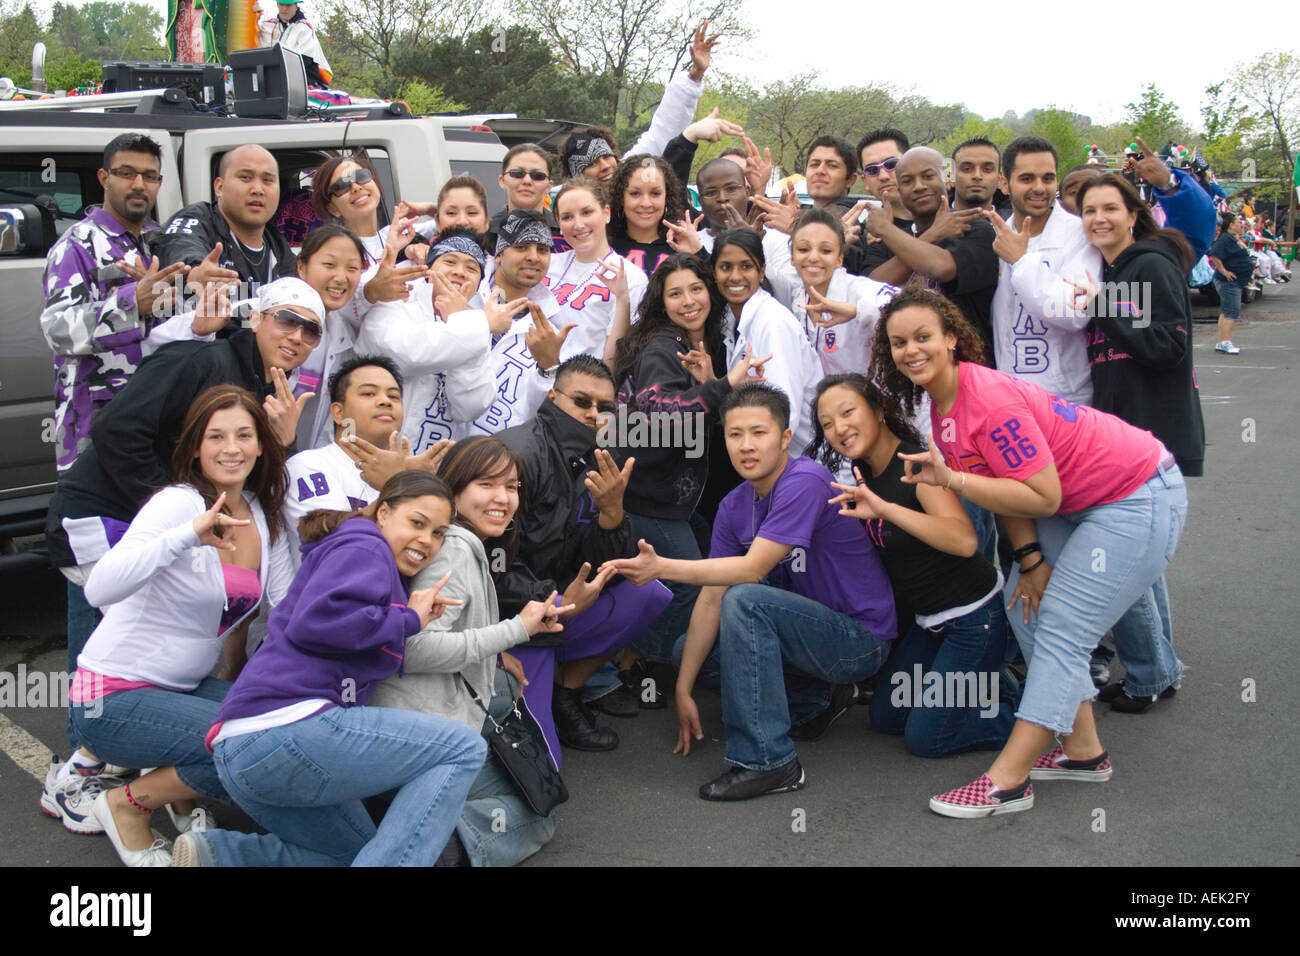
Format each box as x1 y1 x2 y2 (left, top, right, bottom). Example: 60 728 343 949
281 540 421 669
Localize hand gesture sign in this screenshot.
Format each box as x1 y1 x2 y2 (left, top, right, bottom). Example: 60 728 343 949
602 538 660 587
483 287 529 336
525 302 576 370
263 366 313 447
192 492 250 550
394 199 436 220
750 191 798 234
366 244 424 305
190 278 233 336
594 255 629 299
664 213 706 253
1133 136 1173 190
896 437 951 488
185 242 239 297
676 345 715 384
585 448 633 518
742 135 773 197
864 201 898 241
385 213 419 252
828 466 889 519
687 21 722 80
921 205 981 243
1068 268 1099 312
120 254 189 319
683 107 744 144
430 270 470 320
840 201 870 245
803 286 857 328
561 561 617 618
984 209 1031 265
408 571 463 629
519 591 573 637
727 343 770 387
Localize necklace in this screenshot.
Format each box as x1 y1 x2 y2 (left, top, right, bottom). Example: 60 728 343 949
236 237 267 267
552 248 614 292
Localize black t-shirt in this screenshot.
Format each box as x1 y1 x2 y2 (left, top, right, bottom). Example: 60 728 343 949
860 440 997 617
1208 232 1254 288
611 233 675 276
846 215 914 277
935 218 998 366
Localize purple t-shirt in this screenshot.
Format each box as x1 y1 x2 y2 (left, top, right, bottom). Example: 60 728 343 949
711 456 897 641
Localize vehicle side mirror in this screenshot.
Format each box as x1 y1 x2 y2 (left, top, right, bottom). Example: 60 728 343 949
0 203 55 256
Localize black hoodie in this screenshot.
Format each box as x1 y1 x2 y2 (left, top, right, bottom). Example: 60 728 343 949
1087 237 1205 477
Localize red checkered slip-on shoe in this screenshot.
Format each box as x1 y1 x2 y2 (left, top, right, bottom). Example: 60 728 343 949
929 773 1033 819
1030 747 1112 782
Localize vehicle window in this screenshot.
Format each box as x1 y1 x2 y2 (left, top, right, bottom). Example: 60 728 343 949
0 154 104 244
451 160 507 216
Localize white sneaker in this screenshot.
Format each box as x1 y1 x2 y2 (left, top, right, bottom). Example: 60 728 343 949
165 804 216 834
91 792 172 867
170 832 203 867
39 756 123 835
1215 340 1241 355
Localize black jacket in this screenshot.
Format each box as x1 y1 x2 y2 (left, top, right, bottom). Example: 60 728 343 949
493 400 638 617
1087 237 1205 477
152 200 297 327
47 330 273 566
615 328 731 520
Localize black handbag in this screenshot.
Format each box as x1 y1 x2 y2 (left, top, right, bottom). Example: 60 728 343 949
463 675 569 816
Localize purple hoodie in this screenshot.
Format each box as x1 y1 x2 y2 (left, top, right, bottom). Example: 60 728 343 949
215 517 421 725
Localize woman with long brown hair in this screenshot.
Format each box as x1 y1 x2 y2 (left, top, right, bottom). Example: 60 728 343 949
62 385 293 867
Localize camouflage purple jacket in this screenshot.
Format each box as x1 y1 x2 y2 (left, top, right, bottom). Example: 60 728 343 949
39 206 199 471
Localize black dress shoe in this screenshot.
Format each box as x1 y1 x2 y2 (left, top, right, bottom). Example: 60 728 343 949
619 658 672 709
1099 681 1177 713
589 682 640 719
552 686 619 751
699 759 806 801
788 684 857 741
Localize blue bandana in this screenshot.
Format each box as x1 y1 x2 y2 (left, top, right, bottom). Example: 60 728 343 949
494 209 553 255
429 233 486 271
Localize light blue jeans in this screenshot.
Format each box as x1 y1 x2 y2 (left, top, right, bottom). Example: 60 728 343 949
203 705 486 866
1110 573 1182 696
1004 463 1187 734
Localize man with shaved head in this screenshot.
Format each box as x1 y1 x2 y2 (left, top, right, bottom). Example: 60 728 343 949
860 145 999 362
154 144 297 330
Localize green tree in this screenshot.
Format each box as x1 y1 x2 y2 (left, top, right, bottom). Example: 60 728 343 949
933 112 1017 158
1028 107 1088 169
1224 51 1299 169
1124 82 1187 148
393 78 464 114
0 1 43 85
49 2 166 61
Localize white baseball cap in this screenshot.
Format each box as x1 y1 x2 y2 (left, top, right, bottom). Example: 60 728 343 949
256 276 325 325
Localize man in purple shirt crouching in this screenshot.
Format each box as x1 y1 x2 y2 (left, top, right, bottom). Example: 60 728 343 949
608 383 897 801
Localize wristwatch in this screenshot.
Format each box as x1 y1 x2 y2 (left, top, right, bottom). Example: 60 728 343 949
1158 171 1180 194
537 364 560 379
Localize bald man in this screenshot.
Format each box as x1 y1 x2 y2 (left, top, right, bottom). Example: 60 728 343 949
154 144 297 330
860 146 999 362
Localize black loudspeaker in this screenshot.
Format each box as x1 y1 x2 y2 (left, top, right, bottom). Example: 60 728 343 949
101 60 226 108
229 47 308 119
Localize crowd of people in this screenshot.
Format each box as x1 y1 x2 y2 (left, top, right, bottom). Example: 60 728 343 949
37 29 1223 865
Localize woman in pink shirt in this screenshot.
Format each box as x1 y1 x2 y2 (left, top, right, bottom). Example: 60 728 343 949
871 287 1187 818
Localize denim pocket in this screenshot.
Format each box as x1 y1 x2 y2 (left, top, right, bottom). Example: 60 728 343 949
234 735 330 804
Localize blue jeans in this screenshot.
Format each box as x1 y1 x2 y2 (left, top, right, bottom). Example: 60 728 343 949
69 677 231 799
716 584 891 771
459 669 557 867
1109 573 1181 696
1214 277 1243 319
1004 464 1187 734
868 593 1015 757
204 705 486 866
65 580 102 751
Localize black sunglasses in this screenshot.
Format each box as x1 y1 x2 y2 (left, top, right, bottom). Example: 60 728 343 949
506 168 551 182
555 390 616 415
328 167 375 198
862 157 901 178
268 308 323 347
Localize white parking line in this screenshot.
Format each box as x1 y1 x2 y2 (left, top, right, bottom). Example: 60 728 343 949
0 712 50 782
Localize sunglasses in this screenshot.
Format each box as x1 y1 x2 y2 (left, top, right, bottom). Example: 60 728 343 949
267 308 323 347
328 167 374 198
555 390 616 415
862 157 901 178
505 168 551 182
107 166 163 184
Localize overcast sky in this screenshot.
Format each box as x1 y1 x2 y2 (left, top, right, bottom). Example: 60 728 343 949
142 0 1289 129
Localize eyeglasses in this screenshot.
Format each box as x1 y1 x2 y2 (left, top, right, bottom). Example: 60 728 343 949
106 166 162 184
328 167 374 198
861 157 901 178
267 308 323 347
505 168 551 182
555 390 616 415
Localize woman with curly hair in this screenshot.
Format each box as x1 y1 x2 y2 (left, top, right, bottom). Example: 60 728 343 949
872 287 1187 818
608 154 690 276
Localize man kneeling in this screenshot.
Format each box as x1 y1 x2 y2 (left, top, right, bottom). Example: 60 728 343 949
609 383 897 800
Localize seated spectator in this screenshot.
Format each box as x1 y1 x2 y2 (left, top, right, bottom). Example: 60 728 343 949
810 374 1016 756
609 383 897 801
370 437 569 866
54 386 294 866
493 355 673 756
183 471 486 866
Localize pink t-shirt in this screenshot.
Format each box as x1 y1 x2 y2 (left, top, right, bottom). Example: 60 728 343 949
930 361 1163 514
